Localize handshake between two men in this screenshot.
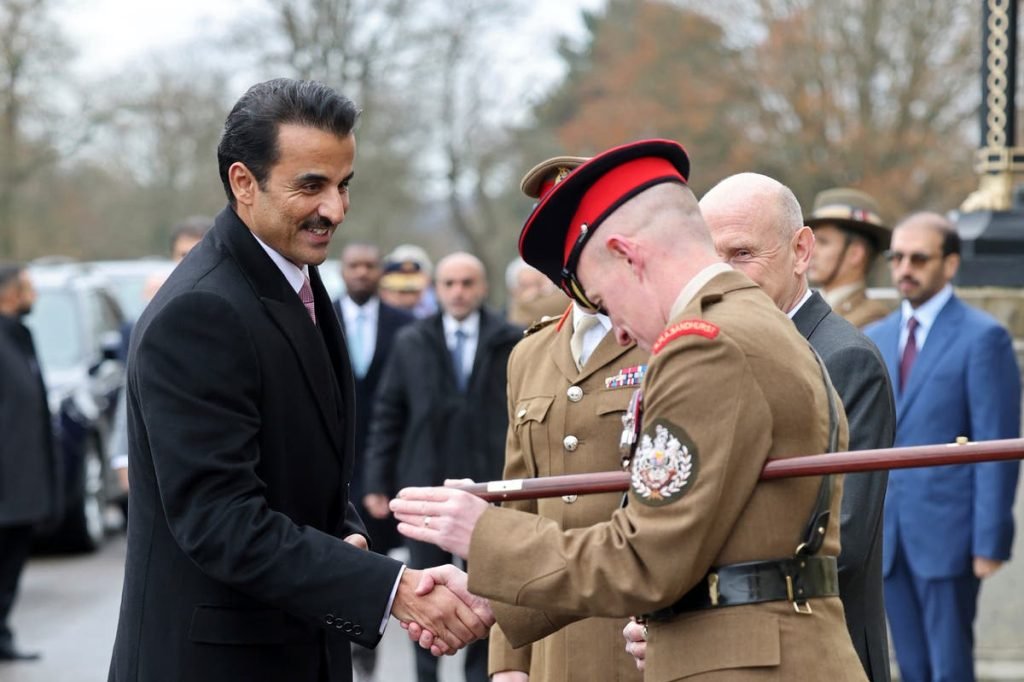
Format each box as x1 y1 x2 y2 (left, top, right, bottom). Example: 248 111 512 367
386 481 497 657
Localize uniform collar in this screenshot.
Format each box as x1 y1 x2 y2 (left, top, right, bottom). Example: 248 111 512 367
669 262 733 320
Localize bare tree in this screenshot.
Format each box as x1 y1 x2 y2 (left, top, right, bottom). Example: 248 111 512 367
676 0 979 216
0 0 73 256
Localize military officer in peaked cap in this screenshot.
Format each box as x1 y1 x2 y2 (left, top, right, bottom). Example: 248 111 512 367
488 156 645 682
807 188 893 328
391 140 866 680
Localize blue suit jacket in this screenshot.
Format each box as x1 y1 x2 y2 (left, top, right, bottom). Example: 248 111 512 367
865 295 1021 579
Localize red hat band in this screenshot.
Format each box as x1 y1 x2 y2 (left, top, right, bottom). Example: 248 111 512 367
562 156 686 269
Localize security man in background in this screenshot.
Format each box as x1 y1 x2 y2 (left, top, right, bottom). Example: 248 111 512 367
488 158 645 682
806 188 892 328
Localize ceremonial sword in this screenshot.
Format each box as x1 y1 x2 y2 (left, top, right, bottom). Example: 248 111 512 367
455 437 1024 503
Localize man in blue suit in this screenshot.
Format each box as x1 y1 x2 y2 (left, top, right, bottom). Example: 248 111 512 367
865 211 1021 682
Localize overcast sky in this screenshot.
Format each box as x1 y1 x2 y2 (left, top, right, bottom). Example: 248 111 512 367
60 0 607 83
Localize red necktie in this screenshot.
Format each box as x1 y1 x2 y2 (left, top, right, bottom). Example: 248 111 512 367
899 316 918 390
299 276 317 325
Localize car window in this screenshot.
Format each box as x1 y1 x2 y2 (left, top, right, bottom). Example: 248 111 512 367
96 292 123 336
24 289 84 374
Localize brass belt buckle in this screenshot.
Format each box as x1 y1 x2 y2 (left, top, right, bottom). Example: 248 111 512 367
785 575 813 615
708 572 719 607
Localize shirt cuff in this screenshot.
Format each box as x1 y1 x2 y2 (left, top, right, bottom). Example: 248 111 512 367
380 565 406 634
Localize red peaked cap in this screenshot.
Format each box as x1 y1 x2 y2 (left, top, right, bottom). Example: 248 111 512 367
517 139 690 291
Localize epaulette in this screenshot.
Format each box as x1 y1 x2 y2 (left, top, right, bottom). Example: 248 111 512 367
524 315 560 337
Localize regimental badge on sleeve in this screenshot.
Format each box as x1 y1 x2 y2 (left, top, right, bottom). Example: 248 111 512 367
630 418 699 506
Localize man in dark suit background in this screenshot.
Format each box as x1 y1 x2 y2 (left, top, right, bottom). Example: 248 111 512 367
0 263 57 663
363 251 521 682
108 78 492 682
332 242 414 681
698 173 895 681
865 212 1020 682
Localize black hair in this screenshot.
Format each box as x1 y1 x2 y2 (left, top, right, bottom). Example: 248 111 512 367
217 78 360 206
0 262 23 292
170 215 213 252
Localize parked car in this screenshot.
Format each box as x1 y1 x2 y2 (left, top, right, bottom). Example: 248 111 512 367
23 263 127 552
86 258 175 323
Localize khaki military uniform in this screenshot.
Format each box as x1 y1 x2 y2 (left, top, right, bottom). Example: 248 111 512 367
469 270 865 681
832 285 890 329
489 310 646 681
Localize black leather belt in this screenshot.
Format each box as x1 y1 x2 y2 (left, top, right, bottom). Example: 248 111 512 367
646 555 839 620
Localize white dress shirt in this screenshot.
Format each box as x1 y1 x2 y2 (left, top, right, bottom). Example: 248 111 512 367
899 283 953 355
442 310 481 381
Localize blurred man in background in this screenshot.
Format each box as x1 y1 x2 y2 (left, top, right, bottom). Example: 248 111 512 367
806 188 891 328
142 216 211 300
504 256 568 326
378 257 430 315
364 252 520 682
865 212 1021 682
381 244 437 318
0 263 58 662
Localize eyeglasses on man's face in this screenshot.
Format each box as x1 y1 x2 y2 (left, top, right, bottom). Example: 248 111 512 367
884 250 944 267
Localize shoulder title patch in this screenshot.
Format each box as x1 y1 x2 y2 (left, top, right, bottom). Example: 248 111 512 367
630 419 699 506
652 319 719 355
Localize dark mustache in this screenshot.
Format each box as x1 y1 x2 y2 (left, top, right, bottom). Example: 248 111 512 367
899 276 918 286
301 215 336 231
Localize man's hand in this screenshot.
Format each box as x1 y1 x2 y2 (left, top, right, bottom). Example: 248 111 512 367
390 568 491 656
974 556 1004 579
390 487 489 559
492 673 529 682
402 565 494 655
363 493 391 519
622 618 647 671
343 533 368 551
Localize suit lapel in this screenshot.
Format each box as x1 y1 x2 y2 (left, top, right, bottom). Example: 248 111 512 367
897 297 963 423
427 314 458 389
216 208 344 453
791 291 830 340
466 309 496 391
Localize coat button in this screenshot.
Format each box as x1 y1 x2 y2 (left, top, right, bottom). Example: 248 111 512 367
324 614 335 625
567 385 583 402
562 494 578 504
353 625 364 636
563 435 579 452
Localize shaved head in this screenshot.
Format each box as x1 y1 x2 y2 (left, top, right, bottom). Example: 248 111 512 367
700 173 803 244
699 173 812 313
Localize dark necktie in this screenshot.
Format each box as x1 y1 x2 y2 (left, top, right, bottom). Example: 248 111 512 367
900 316 919 390
451 329 468 391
